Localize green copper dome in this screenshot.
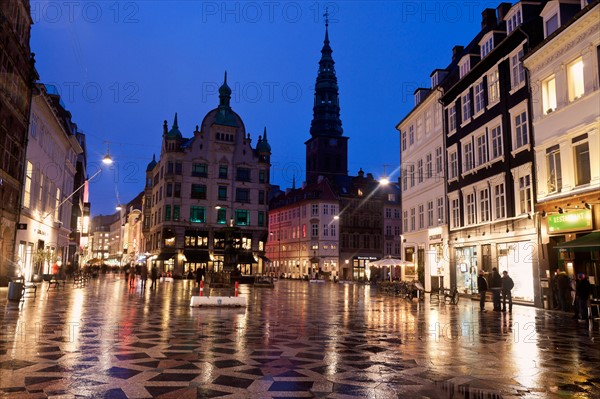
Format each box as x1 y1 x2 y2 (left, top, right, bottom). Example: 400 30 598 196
146 154 157 171
256 127 271 153
166 113 182 138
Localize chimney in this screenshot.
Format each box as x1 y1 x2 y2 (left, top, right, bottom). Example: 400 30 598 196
481 8 497 30
497 3 512 23
452 45 464 62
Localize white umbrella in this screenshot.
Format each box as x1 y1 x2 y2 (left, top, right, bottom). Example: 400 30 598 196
367 256 414 281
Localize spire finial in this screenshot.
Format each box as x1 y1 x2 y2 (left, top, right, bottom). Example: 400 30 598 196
292 175 296 190
263 126 268 141
224 70 228 85
324 7 329 28
173 112 178 128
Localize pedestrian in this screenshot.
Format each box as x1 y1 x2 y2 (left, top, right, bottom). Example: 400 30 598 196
556 271 570 312
150 265 158 289
124 264 130 286
199 266 206 283
489 267 502 311
51 262 60 277
195 267 201 287
129 264 136 288
501 271 514 313
575 273 591 321
477 270 488 312
140 265 148 289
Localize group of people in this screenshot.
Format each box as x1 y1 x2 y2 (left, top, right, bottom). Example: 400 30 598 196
552 269 592 321
124 264 159 289
477 267 514 313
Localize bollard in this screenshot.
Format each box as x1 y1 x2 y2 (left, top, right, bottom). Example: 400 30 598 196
200 280 204 297
235 281 239 297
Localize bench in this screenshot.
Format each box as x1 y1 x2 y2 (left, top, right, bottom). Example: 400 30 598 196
43 274 66 289
22 282 37 298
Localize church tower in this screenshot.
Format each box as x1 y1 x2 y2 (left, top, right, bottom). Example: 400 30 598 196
305 11 348 185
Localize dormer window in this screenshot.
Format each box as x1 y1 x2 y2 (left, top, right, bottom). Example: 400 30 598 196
545 13 559 36
480 34 494 58
506 6 522 34
459 57 471 79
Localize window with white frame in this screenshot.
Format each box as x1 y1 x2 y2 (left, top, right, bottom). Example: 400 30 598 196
401 131 407 151
437 197 444 224
417 159 424 183
546 145 562 193
567 57 584 102
542 75 557 114
402 168 408 191
494 183 506 219
476 133 488 166
409 125 415 145
435 146 443 175
466 193 476 225
491 125 503 159
418 204 425 229
426 153 433 179
462 91 472 121
545 13 559 37
514 110 529 149
479 188 490 222
510 48 525 88
474 81 485 114
312 204 319 216
464 141 474 172
409 164 415 187
573 134 591 186
451 198 460 228
427 201 434 227
23 161 32 208
488 68 500 104
459 58 470 78
410 208 416 231
425 108 431 134
518 175 533 214
506 7 522 34
449 150 458 179
480 35 494 58
403 211 408 232
385 208 392 218
448 104 457 132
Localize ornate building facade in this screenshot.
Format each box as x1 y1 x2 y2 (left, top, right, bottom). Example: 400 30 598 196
144 74 271 276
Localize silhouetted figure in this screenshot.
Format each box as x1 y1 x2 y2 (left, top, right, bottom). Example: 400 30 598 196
489 267 502 311
501 271 514 313
150 266 158 289
477 270 488 312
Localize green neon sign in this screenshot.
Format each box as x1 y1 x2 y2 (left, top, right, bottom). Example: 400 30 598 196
547 209 592 233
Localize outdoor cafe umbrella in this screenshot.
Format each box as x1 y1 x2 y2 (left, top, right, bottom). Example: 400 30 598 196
367 256 414 281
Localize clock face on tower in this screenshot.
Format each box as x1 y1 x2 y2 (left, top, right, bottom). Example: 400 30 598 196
329 138 337 146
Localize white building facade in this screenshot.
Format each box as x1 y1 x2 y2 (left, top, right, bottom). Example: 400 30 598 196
397 82 449 291
524 0 600 293
16 84 83 280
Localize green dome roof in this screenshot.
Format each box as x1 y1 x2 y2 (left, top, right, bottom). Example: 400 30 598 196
166 113 182 138
256 127 271 153
146 154 157 171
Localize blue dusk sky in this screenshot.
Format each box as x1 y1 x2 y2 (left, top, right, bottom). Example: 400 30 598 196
31 1 496 216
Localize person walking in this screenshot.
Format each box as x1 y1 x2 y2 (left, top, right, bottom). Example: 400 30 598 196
140 265 148 289
490 267 502 311
150 265 158 289
195 267 202 287
477 270 488 312
556 271 570 312
124 264 130 286
501 271 514 313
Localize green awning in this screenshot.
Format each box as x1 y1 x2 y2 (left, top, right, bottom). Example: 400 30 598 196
555 231 600 251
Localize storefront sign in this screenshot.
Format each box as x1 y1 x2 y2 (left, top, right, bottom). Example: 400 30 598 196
548 209 592 233
428 227 442 240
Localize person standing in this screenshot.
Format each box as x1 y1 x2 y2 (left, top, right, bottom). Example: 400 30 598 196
195 267 202 287
501 271 514 313
556 271 570 312
140 265 148 289
575 273 591 321
489 267 502 311
150 265 158 289
477 270 488 312
124 264 130 286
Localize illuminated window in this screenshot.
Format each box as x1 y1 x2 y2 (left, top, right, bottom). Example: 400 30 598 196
518 175 533 214
23 161 32 208
190 206 206 223
488 69 500 104
494 183 505 219
567 58 584 102
542 75 556 114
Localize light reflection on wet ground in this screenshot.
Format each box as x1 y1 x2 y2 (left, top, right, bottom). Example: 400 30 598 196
0 276 598 398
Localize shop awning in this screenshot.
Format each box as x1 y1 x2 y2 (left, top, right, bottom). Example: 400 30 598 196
183 250 210 263
155 252 176 261
237 252 257 264
258 255 271 263
555 231 600 251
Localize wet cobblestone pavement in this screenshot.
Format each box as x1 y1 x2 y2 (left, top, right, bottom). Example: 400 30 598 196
0 277 599 399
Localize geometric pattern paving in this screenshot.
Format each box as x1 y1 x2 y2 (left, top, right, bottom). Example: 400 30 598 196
0 277 599 398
